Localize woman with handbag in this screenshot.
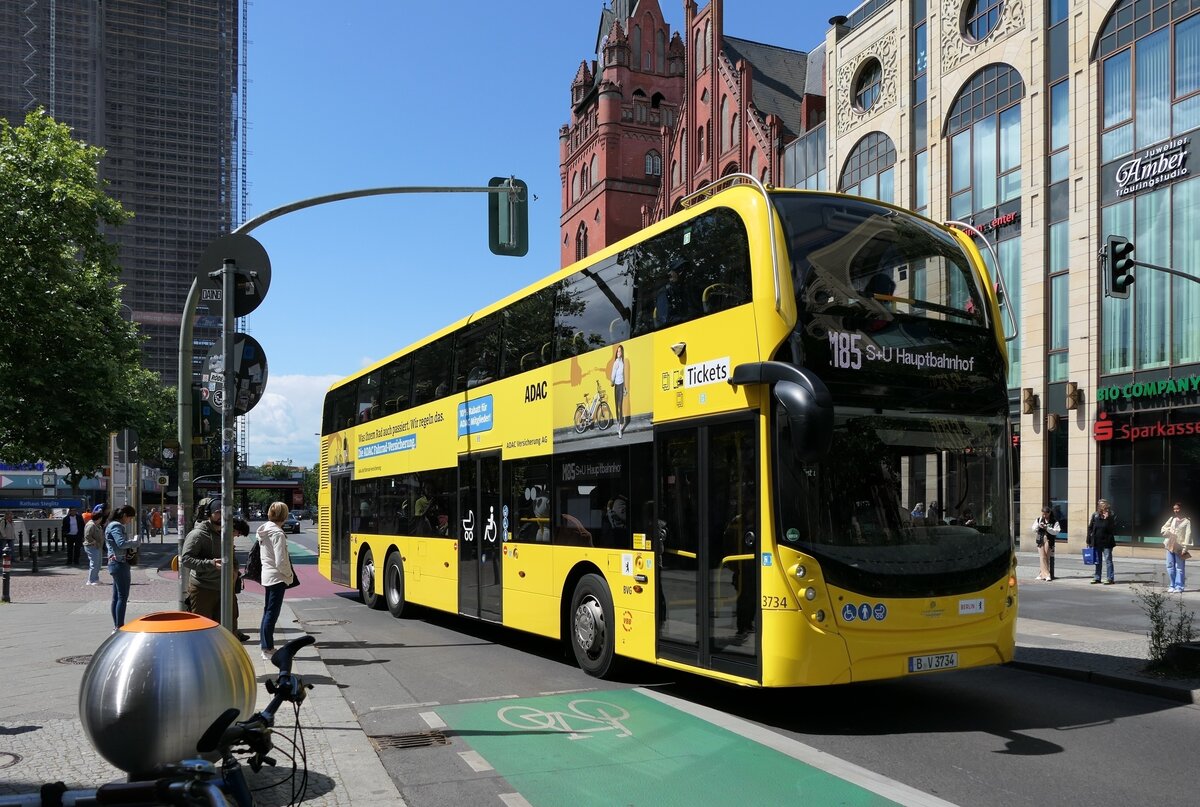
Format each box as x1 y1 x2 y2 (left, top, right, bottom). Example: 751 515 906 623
256 501 296 660
1031 506 1060 581
1086 498 1117 585
1160 502 1192 593
104 505 138 630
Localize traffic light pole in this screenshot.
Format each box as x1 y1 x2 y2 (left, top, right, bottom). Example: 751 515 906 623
175 181 527 627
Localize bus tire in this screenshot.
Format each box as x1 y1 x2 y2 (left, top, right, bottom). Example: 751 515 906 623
359 547 384 610
384 550 407 618
569 574 617 678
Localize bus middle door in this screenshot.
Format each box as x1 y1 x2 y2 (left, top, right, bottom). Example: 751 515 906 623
457 453 503 623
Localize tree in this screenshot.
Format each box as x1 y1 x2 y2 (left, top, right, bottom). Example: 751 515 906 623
0 109 172 477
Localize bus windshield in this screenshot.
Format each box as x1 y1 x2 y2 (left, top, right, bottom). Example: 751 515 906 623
773 194 990 329
776 406 1012 597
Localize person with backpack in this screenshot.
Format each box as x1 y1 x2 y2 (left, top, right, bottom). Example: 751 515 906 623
256 502 296 660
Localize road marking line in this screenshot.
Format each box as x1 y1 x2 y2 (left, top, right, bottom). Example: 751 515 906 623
459 750 493 772
537 688 596 695
419 711 447 729
368 701 441 712
457 693 520 703
499 794 532 807
636 688 958 807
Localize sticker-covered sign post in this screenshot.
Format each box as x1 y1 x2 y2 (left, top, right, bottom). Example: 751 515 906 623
198 233 271 632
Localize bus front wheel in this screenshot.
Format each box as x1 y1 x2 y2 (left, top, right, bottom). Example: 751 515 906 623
359 547 384 610
569 574 617 678
384 550 407 617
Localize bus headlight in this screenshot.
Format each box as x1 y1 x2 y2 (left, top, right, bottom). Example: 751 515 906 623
813 609 825 622
804 587 817 601
794 564 807 579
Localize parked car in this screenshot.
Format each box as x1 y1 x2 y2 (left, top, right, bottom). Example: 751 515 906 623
282 513 302 534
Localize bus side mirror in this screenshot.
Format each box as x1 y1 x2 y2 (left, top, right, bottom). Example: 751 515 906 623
774 379 833 462
730 361 833 462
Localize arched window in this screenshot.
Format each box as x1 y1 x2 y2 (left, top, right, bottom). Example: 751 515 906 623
731 113 739 147
572 171 580 201
671 159 680 185
1097 1 1200 372
633 25 642 65
656 30 666 73
590 154 599 187
704 21 711 70
838 131 896 202
720 96 730 152
749 148 759 178
695 31 703 74
697 126 706 163
581 163 590 192
645 150 662 176
945 63 1024 383
576 223 588 261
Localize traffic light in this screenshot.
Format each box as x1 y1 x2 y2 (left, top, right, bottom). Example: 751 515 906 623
1107 235 1136 298
488 176 528 257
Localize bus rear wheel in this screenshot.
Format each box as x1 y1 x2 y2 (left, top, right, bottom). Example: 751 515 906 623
569 574 617 678
384 550 407 618
359 547 384 610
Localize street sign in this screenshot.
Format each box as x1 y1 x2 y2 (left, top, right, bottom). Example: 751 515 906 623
202 333 269 416
197 234 272 318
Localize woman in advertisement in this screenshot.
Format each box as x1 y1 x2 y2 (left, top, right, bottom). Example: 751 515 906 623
609 344 629 437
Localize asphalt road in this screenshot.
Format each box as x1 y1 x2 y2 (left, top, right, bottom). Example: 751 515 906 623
277 552 1198 807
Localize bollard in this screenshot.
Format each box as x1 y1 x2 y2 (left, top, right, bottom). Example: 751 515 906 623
30 531 39 574
52 526 59 552
1 543 11 602
36 527 43 554
17 529 24 561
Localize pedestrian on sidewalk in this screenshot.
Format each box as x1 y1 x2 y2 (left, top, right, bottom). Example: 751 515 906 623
62 508 84 565
1032 506 1060 581
181 499 249 642
104 505 137 629
256 501 296 661
151 508 163 540
1087 498 1117 584
1160 502 1192 593
1 512 15 549
83 503 107 585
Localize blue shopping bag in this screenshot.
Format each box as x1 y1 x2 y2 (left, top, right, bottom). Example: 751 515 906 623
1082 546 1095 565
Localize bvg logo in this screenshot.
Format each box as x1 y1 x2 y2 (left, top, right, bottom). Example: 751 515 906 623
1093 411 1114 442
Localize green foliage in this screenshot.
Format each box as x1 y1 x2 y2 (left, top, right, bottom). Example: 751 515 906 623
0 110 172 475
1135 586 1196 668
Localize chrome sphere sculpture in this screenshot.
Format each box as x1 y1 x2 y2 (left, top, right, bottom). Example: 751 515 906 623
79 611 256 777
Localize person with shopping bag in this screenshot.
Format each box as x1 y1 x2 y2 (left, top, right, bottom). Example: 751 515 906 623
1086 498 1116 585
1160 502 1192 593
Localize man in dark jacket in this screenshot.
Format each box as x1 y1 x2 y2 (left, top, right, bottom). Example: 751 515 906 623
61 508 85 565
181 498 248 640
1086 498 1117 584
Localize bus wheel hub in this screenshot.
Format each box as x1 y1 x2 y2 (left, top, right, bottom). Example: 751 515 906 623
574 596 604 655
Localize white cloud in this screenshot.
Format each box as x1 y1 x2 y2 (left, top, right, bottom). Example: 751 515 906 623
244 374 339 468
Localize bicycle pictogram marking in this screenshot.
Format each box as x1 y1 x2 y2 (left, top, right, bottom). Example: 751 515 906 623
496 699 632 740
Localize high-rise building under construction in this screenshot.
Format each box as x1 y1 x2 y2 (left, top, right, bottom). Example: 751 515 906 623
0 0 247 387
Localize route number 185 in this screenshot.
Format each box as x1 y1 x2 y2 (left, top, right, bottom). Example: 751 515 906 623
829 331 862 370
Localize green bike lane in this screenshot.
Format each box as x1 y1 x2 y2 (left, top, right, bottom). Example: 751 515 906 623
433 688 955 807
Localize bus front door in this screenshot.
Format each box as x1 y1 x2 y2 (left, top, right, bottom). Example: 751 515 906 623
656 419 759 679
330 473 351 586
458 453 503 623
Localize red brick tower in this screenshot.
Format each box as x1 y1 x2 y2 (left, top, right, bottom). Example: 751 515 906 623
559 0 684 267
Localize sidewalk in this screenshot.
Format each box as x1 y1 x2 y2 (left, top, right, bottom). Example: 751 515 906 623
0 542 1196 803
1011 547 1200 704
0 541 405 806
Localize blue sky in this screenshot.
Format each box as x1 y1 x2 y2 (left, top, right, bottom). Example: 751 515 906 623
242 0 836 467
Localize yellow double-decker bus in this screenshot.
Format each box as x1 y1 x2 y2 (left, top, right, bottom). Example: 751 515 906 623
317 175 1016 687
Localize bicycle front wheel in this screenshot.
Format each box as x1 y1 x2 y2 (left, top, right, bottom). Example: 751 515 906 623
595 402 613 431
573 405 588 434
